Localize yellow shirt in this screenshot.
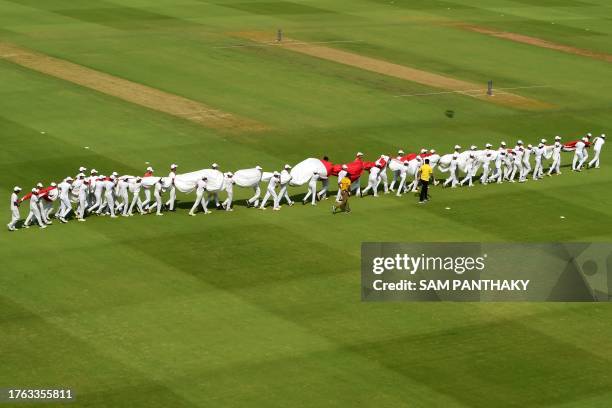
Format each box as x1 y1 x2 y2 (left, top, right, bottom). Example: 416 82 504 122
340 176 351 191
419 164 433 181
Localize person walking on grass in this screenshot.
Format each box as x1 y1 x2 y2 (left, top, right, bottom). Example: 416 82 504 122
332 173 352 214
417 159 433 204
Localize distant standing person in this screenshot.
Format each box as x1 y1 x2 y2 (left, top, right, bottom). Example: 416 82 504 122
332 173 352 214
7 186 22 231
417 159 433 204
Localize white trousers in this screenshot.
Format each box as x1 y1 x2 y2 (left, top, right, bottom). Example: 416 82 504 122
190 191 209 214
589 149 601 168
8 208 20 228
260 188 279 209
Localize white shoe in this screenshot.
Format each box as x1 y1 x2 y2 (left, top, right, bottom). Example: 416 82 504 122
288 202 294 206
40 225 47 229
60 218 67 223
273 207 280 211
157 213 164 216
259 207 266 210
227 208 233 212
189 213 196 216
78 218 86 222
24 224 30 229
110 215 118 218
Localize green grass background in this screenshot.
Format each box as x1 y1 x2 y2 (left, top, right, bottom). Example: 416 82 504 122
1 0 611 406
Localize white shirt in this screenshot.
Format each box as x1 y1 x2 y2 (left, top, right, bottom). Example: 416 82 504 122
30 193 40 209
224 177 234 193
337 170 347 182
10 193 18 210
103 180 115 192
280 170 292 185
575 141 585 154
310 173 321 184
117 179 129 194
553 142 562 158
47 188 59 201
196 179 207 194
534 147 544 159
267 176 279 190
58 181 71 197
94 179 104 193
594 137 605 151
369 167 381 178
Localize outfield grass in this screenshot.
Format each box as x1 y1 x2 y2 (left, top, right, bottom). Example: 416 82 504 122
1 0 611 406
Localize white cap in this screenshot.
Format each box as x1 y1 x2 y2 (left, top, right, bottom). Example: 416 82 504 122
170 164 178 169
429 149 436 154
111 172 118 177
454 145 461 150
226 172 233 177
255 165 262 170
469 145 476 150
31 188 38 193
273 171 280 176
50 182 57 187
342 164 348 170
398 149 405 155
284 164 292 169
541 138 547 143
527 144 532 148
501 141 506 146
77 173 85 178
517 140 523 145
79 166 86 172
66 176 73 181
356 152 364 157
212 163 219 169
555 135 561 140
582 137 588 142
14 186 21 192
587 133 592 137
601 134 606 138
146 166 153 172
91 169 98 174
485 143 492 148
420 148 427 153
538 143 544 147
36 182 43 188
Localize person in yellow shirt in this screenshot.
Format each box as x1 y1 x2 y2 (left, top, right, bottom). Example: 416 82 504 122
332 175 352 214
417 159 433 204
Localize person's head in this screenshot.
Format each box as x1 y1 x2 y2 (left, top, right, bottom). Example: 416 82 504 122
356 152 364 158
170 164 178 171
485 143 492 148
323 156 329 161
202 177 207 181
424 159 430 164
398 149 404 155
136 177 142 183
429 149 436 154
452 155 458 160
601 134 606 139
226 172 233 178
342 164 348 170
36 182 43 188
541 138 547 144
454 144 461 150
538 143 544 148
79 166 86 172
78 173 85 179
582 137 588 142
212 163 219 169
255 165 262 171
555 135 561 141
284 164 292 170
146 166 154 172
470 145 477 150
500 141 506 147
517 140 523 145
420 148 427 154
32 188 38 194
586 133 592 138
66 176 73 183
14 186 22 193
274 171 280 178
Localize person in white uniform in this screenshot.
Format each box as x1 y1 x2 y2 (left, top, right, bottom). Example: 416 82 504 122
98 177 117 217
247 166 263 208
260 172 281 210
361 165 381 197
303 172 326 206
389 150 405 191
57 177 73 222
209 163 221 208
24 188 46 229
588 134 606 168
166 164 178 211
142 166 154 210
460 155 475 187
73 173 89 221
396 161 411 195
189 177 210 216
278 165 293 207
480 150 493 185
87 169 98 206
522 144 533 179
547 141 563 176
532 143 545 180
128 177 145 216
222 172 235 211
572 138 586 171
7 186 22 231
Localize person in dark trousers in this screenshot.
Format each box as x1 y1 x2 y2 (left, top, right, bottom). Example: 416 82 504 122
417 159 433 204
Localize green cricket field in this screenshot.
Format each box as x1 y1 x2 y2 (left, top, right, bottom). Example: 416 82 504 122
1 0 611 406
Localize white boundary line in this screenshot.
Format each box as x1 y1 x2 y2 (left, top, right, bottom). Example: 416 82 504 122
393 85 551 98
213 40 362 49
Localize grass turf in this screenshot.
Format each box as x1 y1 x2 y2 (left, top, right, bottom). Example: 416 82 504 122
1 0 611 406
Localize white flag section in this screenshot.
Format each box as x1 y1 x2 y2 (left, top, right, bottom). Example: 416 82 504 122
173 169 225 192
388 159 404 172
289 158 327 186
261 172 274 182
233 168 262 188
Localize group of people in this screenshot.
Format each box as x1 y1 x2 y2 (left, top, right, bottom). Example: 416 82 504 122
7 132 605 230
